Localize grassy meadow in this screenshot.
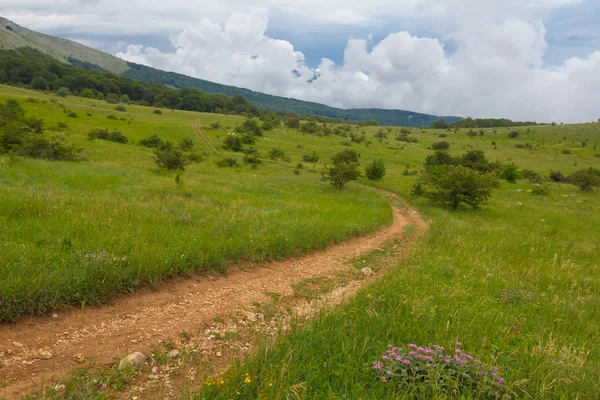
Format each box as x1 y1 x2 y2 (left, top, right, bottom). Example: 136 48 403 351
1 84 599 399
0 85 392 322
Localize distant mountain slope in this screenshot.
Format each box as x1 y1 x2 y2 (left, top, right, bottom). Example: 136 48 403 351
123 63 462 127
0 16 462 126
0 17 128 74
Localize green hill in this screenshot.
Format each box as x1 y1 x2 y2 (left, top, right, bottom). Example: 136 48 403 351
0 16 462 126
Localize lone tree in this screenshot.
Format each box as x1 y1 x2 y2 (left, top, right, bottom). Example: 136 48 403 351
365 159 386 181
327 149 361 189
414 165 497 210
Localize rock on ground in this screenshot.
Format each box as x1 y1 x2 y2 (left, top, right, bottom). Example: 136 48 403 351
119 352 146 369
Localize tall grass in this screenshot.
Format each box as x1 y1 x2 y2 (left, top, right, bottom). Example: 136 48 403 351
197 184 600 399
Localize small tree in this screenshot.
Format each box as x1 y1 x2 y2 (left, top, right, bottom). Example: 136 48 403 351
415 166 497 210
568 169 600 191
31 77 48 91
327 149 361 189
153 141 189 171
500 163 520 183
80 88 95 98
365 159 386 181
222 134 243 152
55 87 71 97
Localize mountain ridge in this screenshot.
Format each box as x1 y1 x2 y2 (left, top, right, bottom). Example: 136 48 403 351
0 16 462 126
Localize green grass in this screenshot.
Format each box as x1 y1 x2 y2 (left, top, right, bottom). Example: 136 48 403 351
0 86 391 321
1 84 600 398
196 184 600 399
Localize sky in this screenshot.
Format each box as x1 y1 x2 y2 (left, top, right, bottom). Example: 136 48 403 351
2 0 600 123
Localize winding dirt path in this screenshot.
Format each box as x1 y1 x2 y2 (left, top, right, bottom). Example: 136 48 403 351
0 192 426 399
192 117 218 154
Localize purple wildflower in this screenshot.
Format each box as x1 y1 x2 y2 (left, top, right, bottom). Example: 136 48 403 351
386 370 393 376
372 361 383 370
381 355 389 360
380 376 388 383
402 359 411 365
409 344 417 349
496 377 505 384
456 341 463 347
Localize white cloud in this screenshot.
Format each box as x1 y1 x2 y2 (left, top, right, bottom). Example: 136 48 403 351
116 7 600 122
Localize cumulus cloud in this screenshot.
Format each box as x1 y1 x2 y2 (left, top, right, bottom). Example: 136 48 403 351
116 7 600 122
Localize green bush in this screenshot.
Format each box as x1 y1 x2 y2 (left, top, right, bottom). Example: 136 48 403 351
80 88 95 98
531 184 550 196
508 130 520 138
414 165 497 210
153 141 189 171
215 157 239 168
31 77 48 91
500 163 521 183
432 141 450 150
549 170 565 182
55 87 70 97
140 134 164 148
105 93 119 104
302 151 319 163
269 148 290 162
567 168 600 191
115 105 127 112
88 128 128 144
153 109 162 115
178 137 195 151
522 170 543 184
223 134 243 152
365 159 386 181
326 149 361 189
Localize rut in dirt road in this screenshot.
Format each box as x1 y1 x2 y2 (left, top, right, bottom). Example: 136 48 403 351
193 117 218 154
0 192 427 399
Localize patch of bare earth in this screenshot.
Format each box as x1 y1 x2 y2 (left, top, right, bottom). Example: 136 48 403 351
0 192 427 399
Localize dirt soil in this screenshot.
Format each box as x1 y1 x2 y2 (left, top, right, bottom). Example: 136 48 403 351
0 192 426 399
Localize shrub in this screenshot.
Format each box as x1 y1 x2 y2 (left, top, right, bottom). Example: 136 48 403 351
55 87 71 97
236 119 263 136
80 88 95 98
415 165 497 210
531 184 550 196
106 114 118 120
549 170 565 182
243 147 261 168
269 148 290 161
286 117 300 129
140 134 164 148
562 149 572 155
31 77 48 91
105 93 119 104
210 122 221 130
500 163 521 183
522 170 543 184
400 127 411 134
567 169 600 191
372 343 510 399
365 159 386 181
438 133 448 138
178 137 195 151
300 121 320 134
222 134 243 152
326 149 361 189
153 141 189 171
153 109 162 115
115 105 127 112
508 130 520 138
215 157 239 168
432 141 450 150
88 128 128 144
302 151 319 164
17 133 84 161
